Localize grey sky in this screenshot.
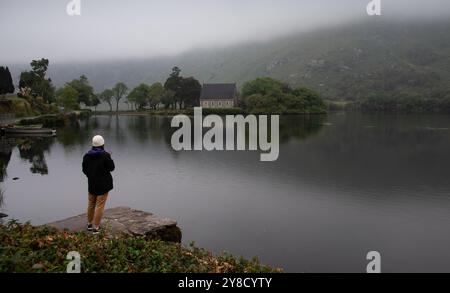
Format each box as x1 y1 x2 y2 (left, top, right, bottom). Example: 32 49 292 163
1 0 450 64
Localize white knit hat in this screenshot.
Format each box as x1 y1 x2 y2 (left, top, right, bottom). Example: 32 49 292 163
92 135 105 147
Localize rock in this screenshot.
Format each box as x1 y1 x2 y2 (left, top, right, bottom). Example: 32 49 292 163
45 207 182 243
0 213 7 218
12 177 19 181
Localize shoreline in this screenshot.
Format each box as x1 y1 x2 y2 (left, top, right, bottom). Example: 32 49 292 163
0 219 281 273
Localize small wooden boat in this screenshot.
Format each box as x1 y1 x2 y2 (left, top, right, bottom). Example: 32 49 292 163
2 125 56 136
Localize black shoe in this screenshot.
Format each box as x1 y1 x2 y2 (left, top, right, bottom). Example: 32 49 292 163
92 227 101 235
87 224 93 232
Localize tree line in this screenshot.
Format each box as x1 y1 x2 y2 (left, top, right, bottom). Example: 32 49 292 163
0 59 203 113
58 66 201 112
1 58 327 114
240 77 326 114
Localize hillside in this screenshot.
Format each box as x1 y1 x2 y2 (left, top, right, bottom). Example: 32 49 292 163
8 18 450 101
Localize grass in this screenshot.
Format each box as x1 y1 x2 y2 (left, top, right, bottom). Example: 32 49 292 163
0 95 37 117
0 221 281 273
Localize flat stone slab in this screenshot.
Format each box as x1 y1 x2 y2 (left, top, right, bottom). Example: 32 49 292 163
45 207 182 242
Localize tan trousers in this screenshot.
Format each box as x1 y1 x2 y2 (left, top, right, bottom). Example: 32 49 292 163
87 193 108 228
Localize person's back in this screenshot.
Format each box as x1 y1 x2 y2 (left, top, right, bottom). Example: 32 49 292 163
82 147 115 196
82 135 115 235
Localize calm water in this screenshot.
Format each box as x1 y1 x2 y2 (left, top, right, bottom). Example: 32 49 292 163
1 113 450 272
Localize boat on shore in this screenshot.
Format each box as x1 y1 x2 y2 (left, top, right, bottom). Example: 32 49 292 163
1 125 56 136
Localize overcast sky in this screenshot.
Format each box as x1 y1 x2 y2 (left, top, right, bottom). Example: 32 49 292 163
1 0 450 64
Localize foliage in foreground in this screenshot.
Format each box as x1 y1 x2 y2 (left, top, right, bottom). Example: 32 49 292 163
0 221 280 273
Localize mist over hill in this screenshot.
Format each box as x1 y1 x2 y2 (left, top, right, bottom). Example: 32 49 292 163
8 18 450 101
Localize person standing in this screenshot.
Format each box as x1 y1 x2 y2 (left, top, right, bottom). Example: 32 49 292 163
82 135 115 235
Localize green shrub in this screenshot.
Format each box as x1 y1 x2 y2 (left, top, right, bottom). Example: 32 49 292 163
0 221 281 273
241 77 327 114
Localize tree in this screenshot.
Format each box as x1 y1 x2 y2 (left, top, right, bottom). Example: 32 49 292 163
164 67 182 108
241 77 325 114
67 75 94 106
293 87 325 110
161 90 176 109
0 66 15 96
148 82 165 109
18 58 55 103
113 82 128 112
56 85 79 111
30 59 49 78
163 67 201 109
99 89 114 112
90 95 101 113
127 83 150 110
164 67 181 91
179 77 201 108
241 77 285 98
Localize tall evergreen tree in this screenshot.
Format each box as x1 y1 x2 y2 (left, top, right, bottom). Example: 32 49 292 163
0 66 15 95
5 67 14 94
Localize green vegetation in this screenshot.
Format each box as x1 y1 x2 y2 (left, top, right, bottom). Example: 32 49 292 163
0 96 36 117
163 67 202 109
127 83 152 110
0 59 61 117
98 89 114 112
148 82 165 109
358 94 450 113
56 85 79 111
90 96 101 112
41 19 450 111
0 66 14 96
19 59 55 103
241 77 326 114
0 221 280 273
113 82 128 112
65 75 95 107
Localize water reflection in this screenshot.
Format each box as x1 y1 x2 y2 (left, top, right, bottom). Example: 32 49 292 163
279 115 326 142
4 113 450 272
0 115 326 183
0 138 13 181
0 136 55 179
0 137 16 210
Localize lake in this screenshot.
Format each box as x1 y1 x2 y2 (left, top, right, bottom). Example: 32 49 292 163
1 112 450 273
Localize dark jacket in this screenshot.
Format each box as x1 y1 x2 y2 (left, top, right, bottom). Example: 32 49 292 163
82 147 115 196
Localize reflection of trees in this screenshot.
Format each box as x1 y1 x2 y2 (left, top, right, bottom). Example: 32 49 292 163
126 116 149 144
122 115 327 148
114 115 127 146
279 115 326 143
0 188 4 209
0 138 14 209
17 138 54 175
0 138 14 182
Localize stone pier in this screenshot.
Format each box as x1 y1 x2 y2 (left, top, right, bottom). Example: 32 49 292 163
45 207 182 242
